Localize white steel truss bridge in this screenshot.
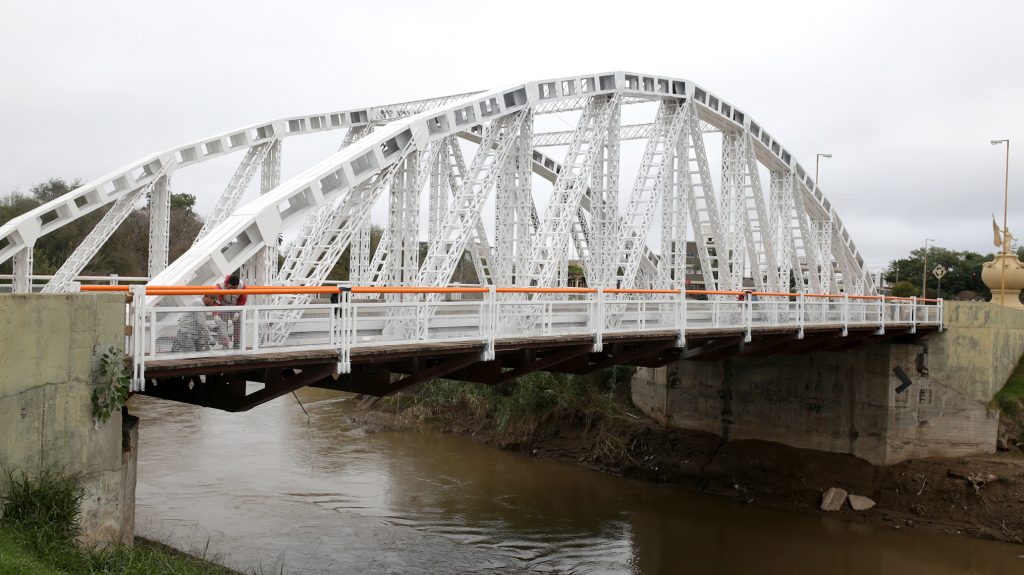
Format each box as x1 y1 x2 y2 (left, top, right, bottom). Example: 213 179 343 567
2 71 873 298
2 72 945 406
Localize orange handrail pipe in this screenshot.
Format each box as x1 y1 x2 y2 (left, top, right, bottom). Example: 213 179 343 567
77 284 944 303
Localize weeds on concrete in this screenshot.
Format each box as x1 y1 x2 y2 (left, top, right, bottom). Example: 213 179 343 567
993 353 1024 441
92 346 131 428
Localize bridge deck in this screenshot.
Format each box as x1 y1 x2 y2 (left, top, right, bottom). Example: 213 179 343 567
139 323 934 409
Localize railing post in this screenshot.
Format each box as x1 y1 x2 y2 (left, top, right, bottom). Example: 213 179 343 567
252 307 261 353
676 289 686 348
109 273 119 286
484 286 497 360
796 293 805 340
744 293 752 342
910 296 918 334
876 296 886 335
841 293 849 337
337 288 351 374
593 287 604 353
938 298 944 330
129 284 146 391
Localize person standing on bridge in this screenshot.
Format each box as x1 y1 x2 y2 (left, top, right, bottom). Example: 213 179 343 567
210 273 247 349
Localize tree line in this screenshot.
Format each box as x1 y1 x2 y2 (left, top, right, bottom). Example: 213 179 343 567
883 245 1014 300
1 177 479 284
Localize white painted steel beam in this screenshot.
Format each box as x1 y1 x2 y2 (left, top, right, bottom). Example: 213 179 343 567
0 71 870 308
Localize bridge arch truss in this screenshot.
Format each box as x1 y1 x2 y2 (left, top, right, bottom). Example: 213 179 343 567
0 72 873 298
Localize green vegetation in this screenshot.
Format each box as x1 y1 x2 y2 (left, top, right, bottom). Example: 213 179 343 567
0 468 237 575
1 179 478 285
91 347 130 428
379 367 636 441
884 245 1002 300
0 179 204 277
994 354 1024 441
889 280 918 298
0 531 63 575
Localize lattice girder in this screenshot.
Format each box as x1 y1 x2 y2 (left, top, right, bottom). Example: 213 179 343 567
0 72 873 302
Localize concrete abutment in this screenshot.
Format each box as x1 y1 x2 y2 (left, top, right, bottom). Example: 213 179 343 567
632 302 1023 466
0 293 136 544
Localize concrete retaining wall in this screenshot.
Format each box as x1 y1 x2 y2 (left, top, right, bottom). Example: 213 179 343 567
928 302 1024 402
0 293 135 544
632 301 1015 465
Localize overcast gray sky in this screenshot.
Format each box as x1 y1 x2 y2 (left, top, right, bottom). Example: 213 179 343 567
2 0 1021 273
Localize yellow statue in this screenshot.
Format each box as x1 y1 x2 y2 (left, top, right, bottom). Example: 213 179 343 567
984 216 1024 308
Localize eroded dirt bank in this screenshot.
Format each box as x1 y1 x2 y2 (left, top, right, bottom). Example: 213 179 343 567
350 403 1024 545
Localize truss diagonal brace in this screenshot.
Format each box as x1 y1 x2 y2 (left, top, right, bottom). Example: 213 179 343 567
526 93 622 288
418 111 528 287
44 171 170 293
195 141 276 243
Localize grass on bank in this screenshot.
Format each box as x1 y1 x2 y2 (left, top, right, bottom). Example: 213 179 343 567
378 366 636 441
994 353 1024 441
0 468 239 575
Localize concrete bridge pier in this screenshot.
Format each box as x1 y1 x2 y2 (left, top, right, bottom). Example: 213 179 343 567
631 302 1024 466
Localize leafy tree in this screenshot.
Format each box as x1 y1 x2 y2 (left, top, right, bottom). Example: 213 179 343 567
890 281 918 298
1 178 205 278
884 245 992 299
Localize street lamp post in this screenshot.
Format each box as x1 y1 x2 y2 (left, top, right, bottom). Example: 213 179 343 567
992 139 1011 305
815 153 833 189
921 238 934 298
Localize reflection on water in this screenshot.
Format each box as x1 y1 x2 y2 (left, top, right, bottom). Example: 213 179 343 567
132 388 1023 574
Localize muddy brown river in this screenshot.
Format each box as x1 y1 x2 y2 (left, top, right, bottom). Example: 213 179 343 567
131 388 1024 574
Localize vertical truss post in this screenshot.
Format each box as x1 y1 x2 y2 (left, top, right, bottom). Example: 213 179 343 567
720 131 748 291
351 225 371 284
812 217 835 293
770 170 798 292
427 138 449 242
513 117 535 286
12 247 33 293
341 127 372 287
147 175 171 278
495 137 515 285
387 151 421 286
526 94 621 288
369 144 440 287
496 112 535 285
589 102 620 287
254 139 282 285
659 137 689 290
418 112 527 288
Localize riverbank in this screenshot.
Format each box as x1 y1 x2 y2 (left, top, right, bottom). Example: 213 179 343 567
0 468 240 575
352 375 1024 546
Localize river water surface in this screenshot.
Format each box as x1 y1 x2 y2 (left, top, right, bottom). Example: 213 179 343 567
131 388 1023 574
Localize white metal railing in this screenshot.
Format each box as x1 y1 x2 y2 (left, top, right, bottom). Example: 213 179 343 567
0 273 149 293
121 286 944 391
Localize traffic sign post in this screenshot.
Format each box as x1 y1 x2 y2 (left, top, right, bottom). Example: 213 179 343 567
933 265 948 299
